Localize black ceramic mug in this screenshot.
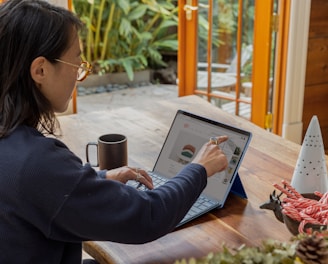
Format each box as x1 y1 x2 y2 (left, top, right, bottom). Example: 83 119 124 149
86 134 128 170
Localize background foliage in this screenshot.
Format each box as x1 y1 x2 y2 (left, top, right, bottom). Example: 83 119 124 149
73 0 178 80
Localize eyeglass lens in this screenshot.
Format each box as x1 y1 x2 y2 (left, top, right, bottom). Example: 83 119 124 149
77 62 90 81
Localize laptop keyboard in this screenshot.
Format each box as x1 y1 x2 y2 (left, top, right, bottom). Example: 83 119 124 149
150 172 168 187
127 172 218 225
181 196 217 222
127 172 167 190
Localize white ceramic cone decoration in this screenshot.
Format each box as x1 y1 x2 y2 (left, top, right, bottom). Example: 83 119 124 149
291 115 328 194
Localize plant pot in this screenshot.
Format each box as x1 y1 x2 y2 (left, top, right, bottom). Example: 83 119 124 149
79 70 151 88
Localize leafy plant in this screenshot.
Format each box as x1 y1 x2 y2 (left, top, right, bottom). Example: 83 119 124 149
174 240 298 264
174 230 328 264
73 0 178 80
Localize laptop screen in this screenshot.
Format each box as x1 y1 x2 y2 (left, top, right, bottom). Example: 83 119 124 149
152 110 252 204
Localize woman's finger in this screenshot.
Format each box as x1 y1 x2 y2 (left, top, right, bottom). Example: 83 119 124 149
134 168 153 190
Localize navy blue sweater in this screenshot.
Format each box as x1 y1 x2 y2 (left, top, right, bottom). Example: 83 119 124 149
0 126 207 263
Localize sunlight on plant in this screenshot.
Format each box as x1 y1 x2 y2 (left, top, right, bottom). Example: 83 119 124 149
73 0 178 81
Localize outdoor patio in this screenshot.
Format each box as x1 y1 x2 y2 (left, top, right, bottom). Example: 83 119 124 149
76 84 178 114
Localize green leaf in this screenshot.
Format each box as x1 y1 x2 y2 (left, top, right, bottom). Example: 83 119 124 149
128 5 148 21
153 39 178 50
139 32 153 41
116 0 130 14
119 18 132 37
158 19 178 29
121 59 134 80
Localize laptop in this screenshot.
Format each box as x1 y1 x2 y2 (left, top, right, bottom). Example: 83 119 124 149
128 110 252 227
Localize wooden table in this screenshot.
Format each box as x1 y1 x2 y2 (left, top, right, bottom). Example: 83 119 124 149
58 95 302 264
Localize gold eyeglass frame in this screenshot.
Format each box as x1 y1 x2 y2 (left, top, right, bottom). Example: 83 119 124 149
55 59 92 81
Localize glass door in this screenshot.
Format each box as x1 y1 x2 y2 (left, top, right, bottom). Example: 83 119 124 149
195 0 254 120
178 0 285 131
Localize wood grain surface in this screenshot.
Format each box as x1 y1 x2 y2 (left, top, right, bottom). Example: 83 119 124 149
58 95 305 264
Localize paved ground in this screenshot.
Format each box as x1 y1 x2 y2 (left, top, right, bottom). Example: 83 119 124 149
76 84 178 113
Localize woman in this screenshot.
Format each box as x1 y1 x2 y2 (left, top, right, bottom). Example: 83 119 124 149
0 1 228 263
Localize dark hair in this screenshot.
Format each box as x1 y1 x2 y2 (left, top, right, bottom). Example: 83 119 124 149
0 0 82 137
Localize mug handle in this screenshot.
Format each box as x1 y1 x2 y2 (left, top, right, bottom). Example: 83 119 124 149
86 142 99 167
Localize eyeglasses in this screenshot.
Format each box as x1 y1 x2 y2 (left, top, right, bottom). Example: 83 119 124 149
54 59 92 81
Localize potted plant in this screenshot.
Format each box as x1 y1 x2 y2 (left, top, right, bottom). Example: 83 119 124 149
72 0 178 84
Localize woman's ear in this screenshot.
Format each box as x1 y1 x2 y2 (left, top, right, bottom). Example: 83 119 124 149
30 57 47 85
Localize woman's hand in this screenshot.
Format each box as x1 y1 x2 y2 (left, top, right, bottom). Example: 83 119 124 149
192 136 229 177
105 166 154 190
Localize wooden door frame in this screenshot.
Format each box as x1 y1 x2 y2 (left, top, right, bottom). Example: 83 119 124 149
271 0 290 136
251 0 274 128
178 0 198 96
